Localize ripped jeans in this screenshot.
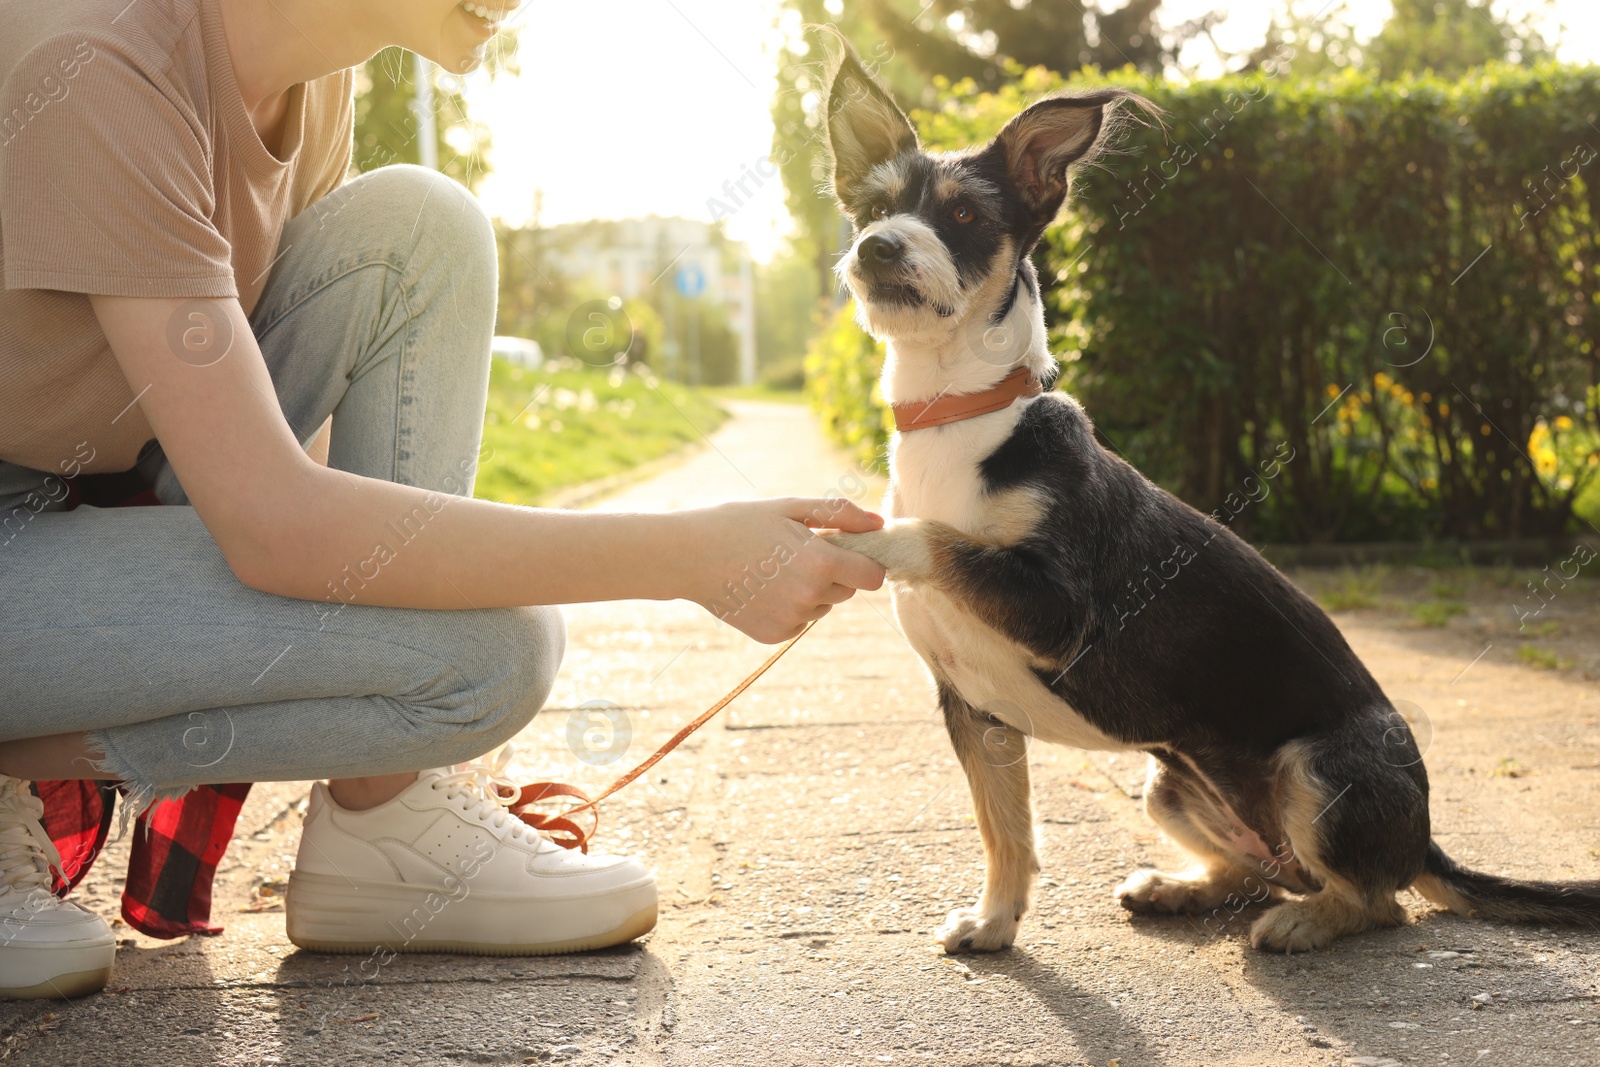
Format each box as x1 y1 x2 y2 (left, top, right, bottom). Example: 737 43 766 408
0 165 564 808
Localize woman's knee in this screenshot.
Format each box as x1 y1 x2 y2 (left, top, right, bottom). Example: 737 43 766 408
405 604 566 765
309 164 496 292
480 603 567 740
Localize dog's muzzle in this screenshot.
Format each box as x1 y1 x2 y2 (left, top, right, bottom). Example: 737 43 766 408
852 233 934 310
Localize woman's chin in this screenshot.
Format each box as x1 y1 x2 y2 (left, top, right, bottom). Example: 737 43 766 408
448 47 487 74
415 23 491 74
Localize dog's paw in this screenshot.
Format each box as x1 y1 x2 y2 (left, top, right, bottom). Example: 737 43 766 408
1114 869 1215 915
1248 902 1335 954
935 905 1019 953
1114 868 1253 915
818 521 936 581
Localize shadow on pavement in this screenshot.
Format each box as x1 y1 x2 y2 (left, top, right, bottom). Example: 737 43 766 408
964 948 1170 1066
265 941 660 1066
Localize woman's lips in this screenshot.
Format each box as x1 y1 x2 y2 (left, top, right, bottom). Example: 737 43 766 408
458 2 514 32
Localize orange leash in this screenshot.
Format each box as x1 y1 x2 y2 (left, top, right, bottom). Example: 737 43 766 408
509 620 816 852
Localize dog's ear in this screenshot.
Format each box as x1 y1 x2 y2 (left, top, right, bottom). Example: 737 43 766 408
817 28 917 206
988 89 1142 220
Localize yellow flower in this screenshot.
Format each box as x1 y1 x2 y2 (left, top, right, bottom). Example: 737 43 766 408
1554 415 1574 431
1420 391 1433 403
1480 424 1492 436
1325 383 1342 398
1374 371 1393 390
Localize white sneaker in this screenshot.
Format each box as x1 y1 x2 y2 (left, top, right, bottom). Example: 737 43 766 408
0 776 116 999
286 766 657 955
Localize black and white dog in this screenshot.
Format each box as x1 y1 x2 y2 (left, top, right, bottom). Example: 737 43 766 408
816 35 1600 953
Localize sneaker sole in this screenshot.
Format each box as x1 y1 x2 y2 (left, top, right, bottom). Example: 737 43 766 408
0 963 114 1001
284 871 658 956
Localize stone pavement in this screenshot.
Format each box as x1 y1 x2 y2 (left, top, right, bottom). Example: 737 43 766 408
3 400 1598 1066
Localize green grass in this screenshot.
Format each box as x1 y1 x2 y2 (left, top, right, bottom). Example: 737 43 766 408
1516 644 1573 671
1317 566 1387 611
1428 580 1465 599
475 358 728 505
1520 620 1562 638
1410 600 1468 627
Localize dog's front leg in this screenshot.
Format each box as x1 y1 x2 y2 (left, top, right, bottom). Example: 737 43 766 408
824 520 1074 661
819 520 941 582
936 683 1038 953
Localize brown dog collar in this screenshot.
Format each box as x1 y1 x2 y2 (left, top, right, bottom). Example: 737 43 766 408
890 367 1044 432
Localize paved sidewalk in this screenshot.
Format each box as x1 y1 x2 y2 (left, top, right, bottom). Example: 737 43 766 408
4 401 1598 1066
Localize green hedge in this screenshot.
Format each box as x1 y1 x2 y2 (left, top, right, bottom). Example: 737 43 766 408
804 299 892 475
805 63 1600 541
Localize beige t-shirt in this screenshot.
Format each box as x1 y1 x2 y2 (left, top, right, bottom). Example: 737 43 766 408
0 0 353 475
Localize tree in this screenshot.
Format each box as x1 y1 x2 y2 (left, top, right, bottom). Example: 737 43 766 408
1245 1 1363 78
352 33 518 191
857 0 1176 90
1366 0 1551 80
1249 0 1553 81
770 2 887 304
754 243 824 386
494 197 575 351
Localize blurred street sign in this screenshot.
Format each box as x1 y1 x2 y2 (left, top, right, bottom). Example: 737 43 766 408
674 263 705 299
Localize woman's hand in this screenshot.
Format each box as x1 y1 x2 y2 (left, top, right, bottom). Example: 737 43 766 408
675 497 888 643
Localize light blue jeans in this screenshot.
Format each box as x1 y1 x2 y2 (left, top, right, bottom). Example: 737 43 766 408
0 166 564 808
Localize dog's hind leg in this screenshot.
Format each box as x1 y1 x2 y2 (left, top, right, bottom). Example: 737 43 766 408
935 683 1038 953
1249 727 1428 952
1116 756 1281 921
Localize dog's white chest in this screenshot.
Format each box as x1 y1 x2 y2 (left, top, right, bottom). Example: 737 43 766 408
891 583 1112 748
885 417 1127 752
886 418 1003 532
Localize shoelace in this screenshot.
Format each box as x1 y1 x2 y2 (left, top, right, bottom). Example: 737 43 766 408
429 761 571 852
0 781 64 895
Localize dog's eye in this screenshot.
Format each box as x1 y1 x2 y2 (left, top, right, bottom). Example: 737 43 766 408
870 203 890 221
952 203 974 224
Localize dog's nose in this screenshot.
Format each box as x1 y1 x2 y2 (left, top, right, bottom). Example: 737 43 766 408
859 233 902 267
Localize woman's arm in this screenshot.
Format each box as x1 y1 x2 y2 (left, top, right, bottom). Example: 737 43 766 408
92 293 885 643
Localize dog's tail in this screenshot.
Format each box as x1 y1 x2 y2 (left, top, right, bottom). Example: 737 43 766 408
1412 840 1600 925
